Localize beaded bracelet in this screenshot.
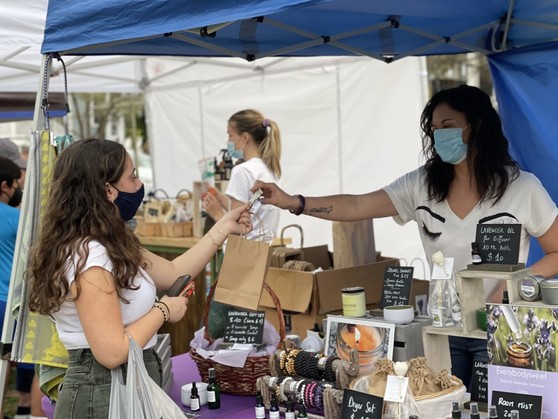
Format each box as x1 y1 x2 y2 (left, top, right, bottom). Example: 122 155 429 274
278 377 291 403
286 349 300 376
275 376 286 402
289 194 306 216
313 382 325 410
279 350 288 374
153 302 170 322
324 355 337 382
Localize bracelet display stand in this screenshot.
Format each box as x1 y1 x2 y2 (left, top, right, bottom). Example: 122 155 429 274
257 347 359 419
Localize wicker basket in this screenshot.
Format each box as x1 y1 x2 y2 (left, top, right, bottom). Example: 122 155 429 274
135 217 162 237
190 281 286 395
161 221 193 237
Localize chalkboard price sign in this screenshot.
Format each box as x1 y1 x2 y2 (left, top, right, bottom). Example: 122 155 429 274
341 388 383 419
223 309 265 344
492 390 542 419
470 360 488 403
380 266 414 308
475 224 521 265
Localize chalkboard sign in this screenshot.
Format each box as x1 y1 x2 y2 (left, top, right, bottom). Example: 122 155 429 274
223 309 265 344
341 388 382 419
492 390 542 419
475 224 521 265
470 360 488 403
380 266 414 308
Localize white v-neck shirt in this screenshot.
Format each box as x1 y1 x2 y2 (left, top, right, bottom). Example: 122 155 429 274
384 167 557 276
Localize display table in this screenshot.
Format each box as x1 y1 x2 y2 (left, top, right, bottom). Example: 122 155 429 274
41 352 255 418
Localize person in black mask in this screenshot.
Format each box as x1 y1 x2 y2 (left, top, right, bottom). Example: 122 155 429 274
0 156 33 417
27 139 253 419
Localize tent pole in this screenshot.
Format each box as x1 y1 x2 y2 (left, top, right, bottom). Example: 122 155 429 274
0 53 50 405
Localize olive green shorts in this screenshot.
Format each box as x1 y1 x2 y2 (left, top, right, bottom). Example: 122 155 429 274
54 347 163 419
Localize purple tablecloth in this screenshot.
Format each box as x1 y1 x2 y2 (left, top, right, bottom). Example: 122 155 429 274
42 353 256 418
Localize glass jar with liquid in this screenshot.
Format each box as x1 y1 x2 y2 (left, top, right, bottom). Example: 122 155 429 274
507 341 533 368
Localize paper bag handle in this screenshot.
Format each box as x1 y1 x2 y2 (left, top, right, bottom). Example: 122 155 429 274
280 224 304 248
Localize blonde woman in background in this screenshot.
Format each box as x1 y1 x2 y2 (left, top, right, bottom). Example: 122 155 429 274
204 109 282 242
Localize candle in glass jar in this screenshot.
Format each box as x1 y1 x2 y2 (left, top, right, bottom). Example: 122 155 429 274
341 287 366 317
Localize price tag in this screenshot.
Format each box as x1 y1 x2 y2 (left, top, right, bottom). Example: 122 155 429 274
341 388 383 419
223 309 265 344
475 224 521 265
492 390 542 419
470 361 488 403
383 375 409 403
380 266 414 308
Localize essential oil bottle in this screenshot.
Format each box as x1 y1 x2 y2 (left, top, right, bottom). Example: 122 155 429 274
207 367 220 409
269 393 280 419
255 390 265 419
451 401 462 418
190 382 200 412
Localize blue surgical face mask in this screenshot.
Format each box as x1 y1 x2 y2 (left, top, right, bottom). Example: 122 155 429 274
112 183 145 221
227 139 244 160
433 126 469 165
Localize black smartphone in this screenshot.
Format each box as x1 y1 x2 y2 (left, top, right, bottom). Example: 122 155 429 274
167 274 194 297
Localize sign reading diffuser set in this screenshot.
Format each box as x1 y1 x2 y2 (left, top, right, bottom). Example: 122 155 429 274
380 266 414 308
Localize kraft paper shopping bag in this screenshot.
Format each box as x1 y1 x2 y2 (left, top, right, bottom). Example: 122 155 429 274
214 234 272 311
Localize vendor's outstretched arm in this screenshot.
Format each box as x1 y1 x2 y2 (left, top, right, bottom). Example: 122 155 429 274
252 180 398 221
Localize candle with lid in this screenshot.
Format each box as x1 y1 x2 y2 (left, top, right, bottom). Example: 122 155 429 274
341 287 366 317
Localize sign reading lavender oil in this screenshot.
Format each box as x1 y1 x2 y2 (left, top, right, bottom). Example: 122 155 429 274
380 266 414 308
475 223 521 265
223 309 265 344
341 388 382 419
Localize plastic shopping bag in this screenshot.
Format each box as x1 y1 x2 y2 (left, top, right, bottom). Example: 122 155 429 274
108 335 184 419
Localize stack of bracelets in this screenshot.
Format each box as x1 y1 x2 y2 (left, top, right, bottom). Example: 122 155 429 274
268 376 333 411
278 349 339 382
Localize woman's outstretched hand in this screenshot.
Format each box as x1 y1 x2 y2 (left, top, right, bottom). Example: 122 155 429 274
218 203 253 236
251 180 298 211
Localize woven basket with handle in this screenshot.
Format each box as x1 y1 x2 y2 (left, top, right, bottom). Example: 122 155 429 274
189 281 286 395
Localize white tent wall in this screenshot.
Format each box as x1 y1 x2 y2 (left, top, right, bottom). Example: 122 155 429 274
145 56 428 273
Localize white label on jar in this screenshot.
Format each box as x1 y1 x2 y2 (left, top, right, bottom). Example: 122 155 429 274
190 398 200 411
431 307 443 327
286 412 296 419
207 390 216 402
256 406 266 418
270 410 280 419
521 281 535 298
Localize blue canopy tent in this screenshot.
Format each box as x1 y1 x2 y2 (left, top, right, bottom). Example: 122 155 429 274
40 0 558 261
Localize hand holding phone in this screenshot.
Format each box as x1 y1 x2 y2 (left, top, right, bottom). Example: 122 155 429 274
167 274 195 297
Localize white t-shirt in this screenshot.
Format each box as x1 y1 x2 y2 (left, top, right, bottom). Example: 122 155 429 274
53 240 158 350
226 157 280 242
384 167 558 275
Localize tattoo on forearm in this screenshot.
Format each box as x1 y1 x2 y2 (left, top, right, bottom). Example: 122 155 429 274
306 206 333 215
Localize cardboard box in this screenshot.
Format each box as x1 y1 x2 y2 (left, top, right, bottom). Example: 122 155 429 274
259 254 430 337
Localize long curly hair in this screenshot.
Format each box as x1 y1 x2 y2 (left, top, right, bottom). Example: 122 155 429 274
420 85 519 204
28 139 145 315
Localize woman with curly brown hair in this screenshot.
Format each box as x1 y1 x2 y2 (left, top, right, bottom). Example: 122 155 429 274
28 138 251 418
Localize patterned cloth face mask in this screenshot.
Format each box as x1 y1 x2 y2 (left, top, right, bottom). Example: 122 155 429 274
433 126 469 164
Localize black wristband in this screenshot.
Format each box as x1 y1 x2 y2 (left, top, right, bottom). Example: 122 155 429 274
289 194 305 216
